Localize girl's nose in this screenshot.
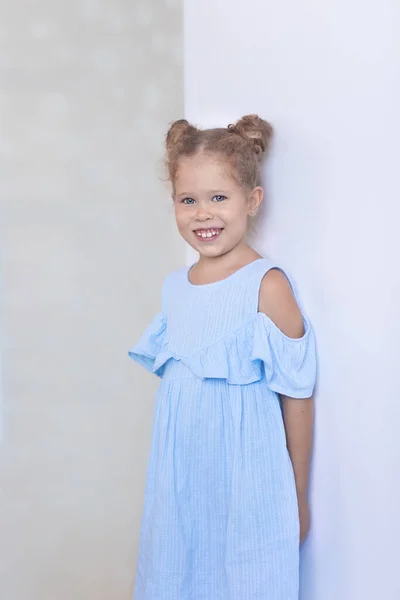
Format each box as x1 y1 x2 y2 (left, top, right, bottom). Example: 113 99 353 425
195 206 213 221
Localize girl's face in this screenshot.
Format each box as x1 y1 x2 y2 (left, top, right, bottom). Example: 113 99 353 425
173 153 263 259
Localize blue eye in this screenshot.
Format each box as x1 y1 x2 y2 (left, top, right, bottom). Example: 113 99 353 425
212 195 226 202
182 198 196 205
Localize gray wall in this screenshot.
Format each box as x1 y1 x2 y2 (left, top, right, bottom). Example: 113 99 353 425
0 2 183 598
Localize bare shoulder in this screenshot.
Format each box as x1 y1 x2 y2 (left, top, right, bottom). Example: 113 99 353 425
259 269 305 339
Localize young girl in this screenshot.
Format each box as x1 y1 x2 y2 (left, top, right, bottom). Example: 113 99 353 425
129 115 317 600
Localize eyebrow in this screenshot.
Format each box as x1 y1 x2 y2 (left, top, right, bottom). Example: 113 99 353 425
176 189 230 197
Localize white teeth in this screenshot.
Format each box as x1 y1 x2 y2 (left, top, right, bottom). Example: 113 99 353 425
196 228 220 238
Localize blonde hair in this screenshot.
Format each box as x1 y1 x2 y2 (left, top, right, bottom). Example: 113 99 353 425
165 114 273 189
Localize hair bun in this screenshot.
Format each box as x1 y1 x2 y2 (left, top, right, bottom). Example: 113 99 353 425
166 119 197 152
229 114 273 157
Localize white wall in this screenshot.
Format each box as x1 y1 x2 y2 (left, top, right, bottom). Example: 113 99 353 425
185 1 400 598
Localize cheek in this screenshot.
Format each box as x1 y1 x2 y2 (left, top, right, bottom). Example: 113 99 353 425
174 206 191 230
222 205 249 227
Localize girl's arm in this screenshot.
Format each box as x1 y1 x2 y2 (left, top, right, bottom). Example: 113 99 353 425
259 269 314 543
280 395 314 542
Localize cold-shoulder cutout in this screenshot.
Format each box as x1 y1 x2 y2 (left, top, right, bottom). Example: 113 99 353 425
258 267 305 340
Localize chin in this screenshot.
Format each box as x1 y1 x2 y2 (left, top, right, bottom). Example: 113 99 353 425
198 244 233 259
182 235 221 257
193 244 218 256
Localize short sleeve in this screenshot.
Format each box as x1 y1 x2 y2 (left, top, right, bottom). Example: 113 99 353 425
128 313 169 377
252 313 317 398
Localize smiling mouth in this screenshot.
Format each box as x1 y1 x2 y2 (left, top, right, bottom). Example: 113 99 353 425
194 228 223 241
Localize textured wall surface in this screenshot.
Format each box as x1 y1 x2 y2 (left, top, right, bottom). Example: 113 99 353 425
0 1 183 598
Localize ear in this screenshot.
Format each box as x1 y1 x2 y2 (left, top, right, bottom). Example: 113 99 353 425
247 186 264 217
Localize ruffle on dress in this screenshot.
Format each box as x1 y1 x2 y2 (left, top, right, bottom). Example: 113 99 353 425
129 312 316 397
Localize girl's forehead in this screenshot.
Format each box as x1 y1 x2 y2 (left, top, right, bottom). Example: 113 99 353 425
175 155 238 190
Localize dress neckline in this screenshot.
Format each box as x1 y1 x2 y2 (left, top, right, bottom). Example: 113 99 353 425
186 258 265 288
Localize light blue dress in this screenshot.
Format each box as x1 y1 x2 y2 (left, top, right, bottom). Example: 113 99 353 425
129 258 317 600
